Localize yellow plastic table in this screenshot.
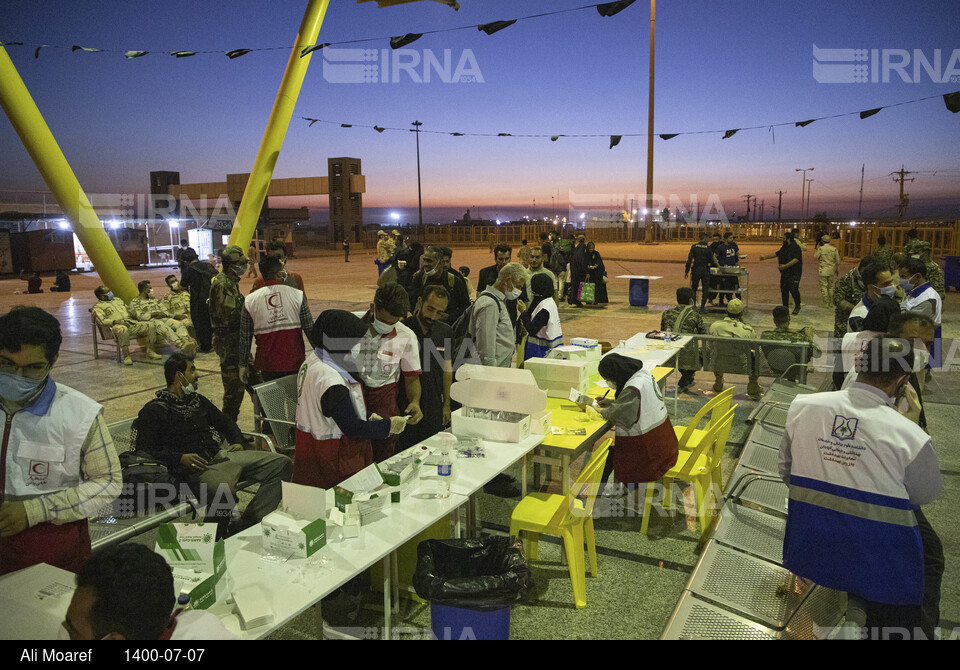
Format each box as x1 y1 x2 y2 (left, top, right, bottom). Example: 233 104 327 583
524 367 672 496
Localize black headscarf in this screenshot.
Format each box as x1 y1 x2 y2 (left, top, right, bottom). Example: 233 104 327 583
526 272 555 314
312 310 368 371
597 353 644 398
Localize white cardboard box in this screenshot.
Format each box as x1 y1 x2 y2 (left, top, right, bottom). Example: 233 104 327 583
451 407 531 443
549 344 602 376
524 357 589 398
449 365 547 443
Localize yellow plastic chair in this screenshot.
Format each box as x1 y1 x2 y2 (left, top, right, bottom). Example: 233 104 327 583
641 408 735 537
509 438 612 609
674 387 734 450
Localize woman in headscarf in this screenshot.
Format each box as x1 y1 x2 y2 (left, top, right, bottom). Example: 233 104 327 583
521 272 562 360
293 310 408 489
585 242 609 304
591 354 679 487
567 235 588 307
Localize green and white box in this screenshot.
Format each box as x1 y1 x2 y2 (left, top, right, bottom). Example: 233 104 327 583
335 463 397 524
155 523 227 610
260 482 329 559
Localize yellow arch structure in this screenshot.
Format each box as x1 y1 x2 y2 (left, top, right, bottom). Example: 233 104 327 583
0 45 138 302
229 0 331 252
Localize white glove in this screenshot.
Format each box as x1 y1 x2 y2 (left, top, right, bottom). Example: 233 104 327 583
388 415 408 435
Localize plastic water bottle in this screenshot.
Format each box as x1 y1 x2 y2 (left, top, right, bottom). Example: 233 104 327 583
437 433 455 499
175 591 191 615
664 324 674 348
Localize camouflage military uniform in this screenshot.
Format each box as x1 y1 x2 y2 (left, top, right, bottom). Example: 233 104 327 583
92 298 155 362
903 238 924 258
209 246 263 422
128 296 193 352
761 324 822 381
162 288 193 326
707 310 761 397
660 304 705 388
832 267 865 338
926 261 945 298
871 244 893 270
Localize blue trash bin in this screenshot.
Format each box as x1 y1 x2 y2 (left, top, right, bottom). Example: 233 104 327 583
430 603 511 641
628 277 650 307
943 256 960 292
413 537 533 641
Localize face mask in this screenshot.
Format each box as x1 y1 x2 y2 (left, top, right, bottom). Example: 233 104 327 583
0 370 46 404
424 267 438 278
170 282 180 291
105 291 114 301
879 285 896 298
179 373 197 395
912 347 930 372
147 289 155 299
900 278 914 292
373 317 394 335
505 288 522 300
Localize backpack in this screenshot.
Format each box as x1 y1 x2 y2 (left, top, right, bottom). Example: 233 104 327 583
114 451 181 517
450 291 505 370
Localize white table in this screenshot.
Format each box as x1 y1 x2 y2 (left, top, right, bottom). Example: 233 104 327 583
0 563 75 640
211 433 543 640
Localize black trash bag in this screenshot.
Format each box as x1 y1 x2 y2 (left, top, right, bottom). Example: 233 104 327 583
413 537 534 612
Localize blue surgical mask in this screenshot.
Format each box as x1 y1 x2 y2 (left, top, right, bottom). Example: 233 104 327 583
373 317 394 335
879 285 896 298
900 278 914 292
0 370 46 404
106 291 114 301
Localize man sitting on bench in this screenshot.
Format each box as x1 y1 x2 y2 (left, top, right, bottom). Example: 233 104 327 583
133 353 292 538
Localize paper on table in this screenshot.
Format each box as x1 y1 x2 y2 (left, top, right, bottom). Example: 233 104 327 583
593 379 610 388
339 463 385 494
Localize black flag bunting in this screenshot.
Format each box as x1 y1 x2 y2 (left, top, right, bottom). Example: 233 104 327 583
125 51 149 59
390 34 422 49
944 92 960 114
551 135 560 141
478 20 516 35
597 1 637 17
170 51 196 58
225 49 252 60
659 134 679 140
609 135 622 149
795 119 815 127
859 108 882 119
722 129 739 139
300 43 331 57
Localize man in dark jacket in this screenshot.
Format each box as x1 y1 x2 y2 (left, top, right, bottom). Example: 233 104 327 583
178 249 217 353
685 233 713 309
134 353 292 537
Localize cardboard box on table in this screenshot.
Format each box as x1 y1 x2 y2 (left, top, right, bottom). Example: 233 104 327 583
260 482 329 559
524 357 589 399
548 343 602 376
449 364 548 443
155 523 228 610
334 463 402 529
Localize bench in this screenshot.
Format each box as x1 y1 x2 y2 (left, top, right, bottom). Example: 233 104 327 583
89 418 276 551
90 309 124 364
252 374 299 455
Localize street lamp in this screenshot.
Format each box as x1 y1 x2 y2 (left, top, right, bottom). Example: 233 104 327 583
795 167 814 224
412 121 423 226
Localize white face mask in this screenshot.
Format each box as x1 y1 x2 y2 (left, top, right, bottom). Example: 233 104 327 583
912 347 930 372
373 317 394 335
180 373 197 395
505 287 522 300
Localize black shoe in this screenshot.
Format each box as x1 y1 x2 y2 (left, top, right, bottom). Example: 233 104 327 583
483 474 522 499
792 308 801 315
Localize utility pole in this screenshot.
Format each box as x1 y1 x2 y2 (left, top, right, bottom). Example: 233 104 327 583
776 190 785 223
760 199 765 223
796 167 815 223
857 163 865 221
805 179 814 221
412 120 423 226
741 194 755 221
891 166 915 221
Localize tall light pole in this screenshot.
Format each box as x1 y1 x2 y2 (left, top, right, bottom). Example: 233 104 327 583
795 167 814 224
805 178 814 222
412 121 423 226
644 0 656 243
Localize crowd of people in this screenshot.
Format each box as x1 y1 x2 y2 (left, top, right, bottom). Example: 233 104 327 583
0 224 949 640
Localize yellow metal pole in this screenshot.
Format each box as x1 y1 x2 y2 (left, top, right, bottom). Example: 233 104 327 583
229 0 332 251
0 45 137 302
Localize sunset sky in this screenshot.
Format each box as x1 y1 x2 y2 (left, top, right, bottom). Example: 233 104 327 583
2 0 959 225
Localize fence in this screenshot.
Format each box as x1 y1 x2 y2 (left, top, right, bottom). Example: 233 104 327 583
835 221 960 260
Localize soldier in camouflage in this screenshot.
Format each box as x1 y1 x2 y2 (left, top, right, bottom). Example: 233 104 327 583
659 286 705 392
209 245 263 422
92 286 157 365
872 234 893 270
761 306 821 381
832 260 870 339
128 280 197 357
913 241 945 298
162 274 194 330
